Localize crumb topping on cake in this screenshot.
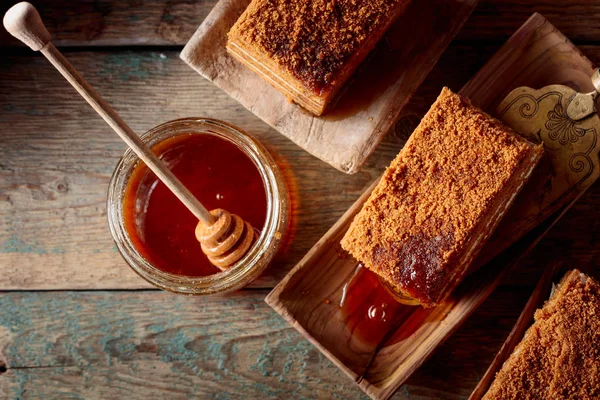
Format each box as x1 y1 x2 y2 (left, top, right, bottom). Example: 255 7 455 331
228 0 404 93
341 87 540 306
484 270 600 399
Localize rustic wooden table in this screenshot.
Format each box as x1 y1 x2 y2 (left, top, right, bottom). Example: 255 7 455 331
1 1 599 399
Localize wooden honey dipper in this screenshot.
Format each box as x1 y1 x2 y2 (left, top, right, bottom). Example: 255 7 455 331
4 2 256 271
195 209 257 270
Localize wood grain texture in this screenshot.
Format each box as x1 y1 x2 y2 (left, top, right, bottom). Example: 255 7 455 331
0 9 599 400
3 1 600 47
0 290 366 399
181 0 478 173
0 42 489 292
1 2 600 400
458 0 600 42
266 15 600 400
0 287 541 400
0 0 216 47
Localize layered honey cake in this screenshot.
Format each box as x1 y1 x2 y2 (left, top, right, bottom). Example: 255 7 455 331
484 269 600 400
227 0 410 115
341 87 544 307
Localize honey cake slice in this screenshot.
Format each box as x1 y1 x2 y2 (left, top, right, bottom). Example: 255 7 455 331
227 0 411 116
341 87 544 307
483 269 600 400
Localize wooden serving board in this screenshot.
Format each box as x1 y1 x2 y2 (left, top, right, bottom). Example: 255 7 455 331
469 260 600 399
180 0 479 174
265 14 600 400
468 261 566 400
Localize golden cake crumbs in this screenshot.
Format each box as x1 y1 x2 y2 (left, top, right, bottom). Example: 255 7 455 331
229 0 404 92
227 0 409 115
484 270 600 400
341 87 543 307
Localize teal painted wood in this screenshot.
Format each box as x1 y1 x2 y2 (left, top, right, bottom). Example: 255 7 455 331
0 291 365 399
0 287 537 400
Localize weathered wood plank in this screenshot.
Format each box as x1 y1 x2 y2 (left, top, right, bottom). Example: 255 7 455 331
0 0 215 47
2 1 600 47
459 0 600 42
0 287 534 400
1 45 599 290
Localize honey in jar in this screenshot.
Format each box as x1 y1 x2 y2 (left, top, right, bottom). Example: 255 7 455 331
122 133 268 277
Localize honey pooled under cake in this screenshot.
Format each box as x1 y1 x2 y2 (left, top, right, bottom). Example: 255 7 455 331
227 0 411 115
341 87 544 307
483 269 600 400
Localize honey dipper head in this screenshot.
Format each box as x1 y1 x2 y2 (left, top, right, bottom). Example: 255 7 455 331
195 209 257 271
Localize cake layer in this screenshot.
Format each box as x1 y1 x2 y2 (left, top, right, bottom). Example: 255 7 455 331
227 40 326 115
484 270 600 399
227 0 410 115
341 87 544 307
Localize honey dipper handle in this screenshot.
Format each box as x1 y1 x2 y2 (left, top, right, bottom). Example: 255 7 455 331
3 2 214 225
3 2 49 51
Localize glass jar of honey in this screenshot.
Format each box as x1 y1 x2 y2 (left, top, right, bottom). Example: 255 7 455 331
107 118 289 294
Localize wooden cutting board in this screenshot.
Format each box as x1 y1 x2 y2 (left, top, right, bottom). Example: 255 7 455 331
265 13 600 400
180 0 479 174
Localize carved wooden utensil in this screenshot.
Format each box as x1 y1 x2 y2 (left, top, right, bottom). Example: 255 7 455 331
3 2 255 270
476 71 600 264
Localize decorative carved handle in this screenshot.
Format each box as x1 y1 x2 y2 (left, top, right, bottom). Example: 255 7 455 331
567 68 600 121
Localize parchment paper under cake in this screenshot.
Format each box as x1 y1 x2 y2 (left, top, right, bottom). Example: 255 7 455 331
180 0 479 174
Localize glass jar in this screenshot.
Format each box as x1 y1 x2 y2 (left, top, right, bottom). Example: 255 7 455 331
107 118 289 295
